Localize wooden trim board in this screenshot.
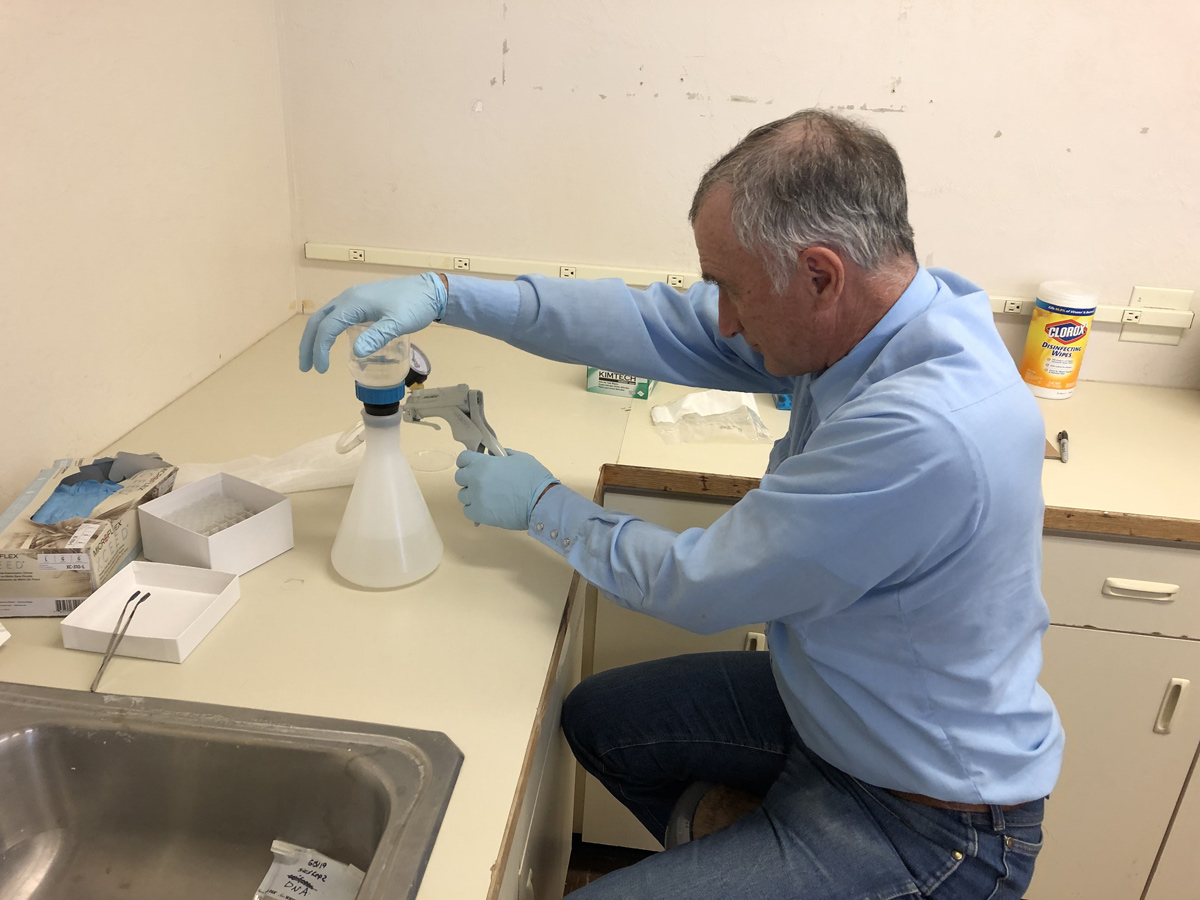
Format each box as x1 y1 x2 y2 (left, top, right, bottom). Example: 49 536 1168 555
1043 508 1200 545
601 464 1200 545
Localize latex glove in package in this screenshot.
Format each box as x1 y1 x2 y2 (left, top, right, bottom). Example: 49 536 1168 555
651 390 773 444
253 840 365 900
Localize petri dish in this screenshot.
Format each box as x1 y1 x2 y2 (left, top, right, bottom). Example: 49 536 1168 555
409 450 455 472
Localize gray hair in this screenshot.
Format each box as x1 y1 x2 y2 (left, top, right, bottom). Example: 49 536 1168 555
689 109 917 291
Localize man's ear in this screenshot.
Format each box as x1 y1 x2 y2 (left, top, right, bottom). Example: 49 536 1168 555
799 247 844 303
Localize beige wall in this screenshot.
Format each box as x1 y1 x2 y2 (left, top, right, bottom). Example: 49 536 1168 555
281 0 1199 389
1 1 296 511
4 1 1197 514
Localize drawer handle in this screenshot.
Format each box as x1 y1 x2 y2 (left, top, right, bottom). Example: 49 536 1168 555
744 631 768 652
1154 678 1189 735
1102 578 1180 602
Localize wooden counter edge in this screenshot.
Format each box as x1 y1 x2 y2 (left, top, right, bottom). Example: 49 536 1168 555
1041 508 1200 544
486 461 1200 896
603 463 1200 545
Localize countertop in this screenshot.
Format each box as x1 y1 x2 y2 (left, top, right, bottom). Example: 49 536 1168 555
1 316 1197 899
1034 382 1200 523
618 381 1200 536
0 317 629 900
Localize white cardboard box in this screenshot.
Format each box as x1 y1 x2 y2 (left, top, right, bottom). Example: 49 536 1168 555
138 474 293 576
61 561 239 663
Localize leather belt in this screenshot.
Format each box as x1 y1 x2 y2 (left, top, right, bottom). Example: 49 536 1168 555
885 788 1026 813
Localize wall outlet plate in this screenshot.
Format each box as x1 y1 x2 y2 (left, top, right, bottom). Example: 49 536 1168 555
1120 286 1195 345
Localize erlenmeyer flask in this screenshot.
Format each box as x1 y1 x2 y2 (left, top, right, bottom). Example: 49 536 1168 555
331 411 443 588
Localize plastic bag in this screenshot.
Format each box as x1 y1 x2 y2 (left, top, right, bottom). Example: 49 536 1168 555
651 390 773 445
174 433 363 494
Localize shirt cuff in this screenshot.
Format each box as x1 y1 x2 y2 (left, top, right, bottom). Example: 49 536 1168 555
527 483 603 558
442 274 522 341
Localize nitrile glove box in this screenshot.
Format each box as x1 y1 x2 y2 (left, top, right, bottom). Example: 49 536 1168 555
0 459 177 617
138 474 293 576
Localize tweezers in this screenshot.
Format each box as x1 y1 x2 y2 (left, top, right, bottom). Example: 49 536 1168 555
89 589 151 693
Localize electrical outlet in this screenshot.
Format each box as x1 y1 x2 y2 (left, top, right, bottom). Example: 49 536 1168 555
667 274 686 289
453 257 471 271
349 248 366 262
1121 285 1194 345
1002 299 1024 314
1121 309 1142 324
559 265 576 278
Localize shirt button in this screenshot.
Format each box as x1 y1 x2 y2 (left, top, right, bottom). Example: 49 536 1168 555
563 538 571 547
550 530 558 539
952 850 963 860
536 524 543 531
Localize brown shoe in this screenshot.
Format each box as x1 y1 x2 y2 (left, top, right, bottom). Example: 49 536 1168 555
664 782 765 848
693 785 765 839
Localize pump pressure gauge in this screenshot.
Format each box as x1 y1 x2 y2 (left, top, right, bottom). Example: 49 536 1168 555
405 344 431 388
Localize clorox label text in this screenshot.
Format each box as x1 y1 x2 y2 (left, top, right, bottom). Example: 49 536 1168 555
1045 320 1087 344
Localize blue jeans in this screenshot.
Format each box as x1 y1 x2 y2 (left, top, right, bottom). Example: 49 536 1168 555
562 652 1044 899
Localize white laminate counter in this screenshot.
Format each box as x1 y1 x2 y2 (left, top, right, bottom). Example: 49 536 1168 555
1 316 1197 900
618 380 1200 531
0 317 630 900
1034 381 1200 523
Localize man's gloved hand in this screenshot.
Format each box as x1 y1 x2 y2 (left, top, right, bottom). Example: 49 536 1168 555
454 450 560 530
298 272 448 374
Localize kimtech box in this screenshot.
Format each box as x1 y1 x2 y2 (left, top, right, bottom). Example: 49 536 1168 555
0 459 177 617
586 367 658 399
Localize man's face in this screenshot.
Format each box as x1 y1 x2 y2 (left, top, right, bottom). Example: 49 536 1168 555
692 185 834 377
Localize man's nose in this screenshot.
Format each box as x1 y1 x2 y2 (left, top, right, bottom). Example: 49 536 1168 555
718 294 741 339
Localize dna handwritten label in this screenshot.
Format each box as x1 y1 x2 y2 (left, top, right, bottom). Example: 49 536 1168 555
253 841 365 900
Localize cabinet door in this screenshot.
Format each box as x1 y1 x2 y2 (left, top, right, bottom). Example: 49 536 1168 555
1028 627 1200 900
589 492 758 674
497 580 586 900
1144 741 1200 900
581 491 765 850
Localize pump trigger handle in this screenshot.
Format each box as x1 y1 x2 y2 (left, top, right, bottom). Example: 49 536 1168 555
400 384 507 458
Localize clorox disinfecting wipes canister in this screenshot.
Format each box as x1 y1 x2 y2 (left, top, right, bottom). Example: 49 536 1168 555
1018 280 1099 399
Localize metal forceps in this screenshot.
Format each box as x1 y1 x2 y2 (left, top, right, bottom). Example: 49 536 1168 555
90 590 151 693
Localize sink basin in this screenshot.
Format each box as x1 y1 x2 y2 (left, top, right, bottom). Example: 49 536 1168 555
0 682 461 900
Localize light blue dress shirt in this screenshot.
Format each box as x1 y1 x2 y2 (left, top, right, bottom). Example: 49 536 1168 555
444 267 1064 805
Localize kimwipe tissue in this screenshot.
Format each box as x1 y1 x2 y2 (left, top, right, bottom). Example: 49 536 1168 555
651 390 773 444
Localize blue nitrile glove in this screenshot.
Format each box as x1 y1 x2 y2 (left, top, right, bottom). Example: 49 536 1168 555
298 272 448 374
454 450 560 530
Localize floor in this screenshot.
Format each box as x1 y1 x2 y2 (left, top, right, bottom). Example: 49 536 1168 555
563 835 655 894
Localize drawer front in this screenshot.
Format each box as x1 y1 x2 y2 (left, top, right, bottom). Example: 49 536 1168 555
1042 534 1200 638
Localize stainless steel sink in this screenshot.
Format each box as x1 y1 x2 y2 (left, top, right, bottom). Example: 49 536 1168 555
0 682 461 900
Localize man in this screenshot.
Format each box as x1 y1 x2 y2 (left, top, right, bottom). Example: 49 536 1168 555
299 110 1063 899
